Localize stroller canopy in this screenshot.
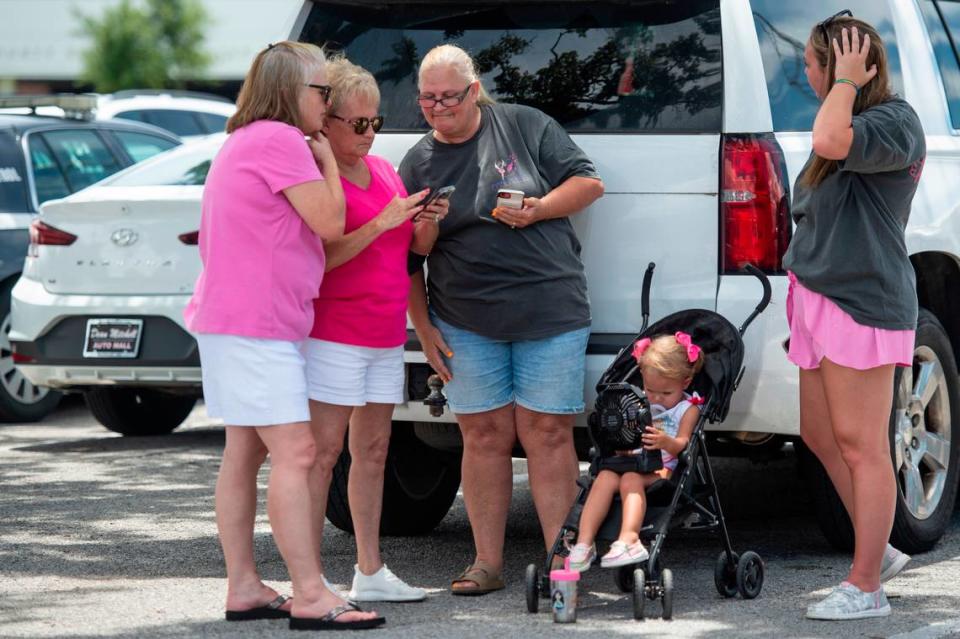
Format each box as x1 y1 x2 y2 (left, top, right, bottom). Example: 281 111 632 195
597 309 745 423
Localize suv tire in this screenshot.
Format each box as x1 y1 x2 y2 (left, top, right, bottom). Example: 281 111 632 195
0 283 61 422
327 422 462 536
84 388 197 436
800 309 960 554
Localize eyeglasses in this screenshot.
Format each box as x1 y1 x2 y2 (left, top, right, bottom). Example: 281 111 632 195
416 84 472 109
304 83 333 102
327 113 384 134
817 9 853 43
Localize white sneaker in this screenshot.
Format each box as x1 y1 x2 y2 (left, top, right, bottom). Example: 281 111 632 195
806 582 891 620
880 544 911 583
348 563 426 602
599 540 649 568
568 543 596 572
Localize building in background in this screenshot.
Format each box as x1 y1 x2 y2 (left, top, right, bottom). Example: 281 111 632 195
0 0 305 100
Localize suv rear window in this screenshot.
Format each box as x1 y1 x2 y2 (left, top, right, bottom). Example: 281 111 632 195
0 130 29 212
300 1 722 133
752 1 904 131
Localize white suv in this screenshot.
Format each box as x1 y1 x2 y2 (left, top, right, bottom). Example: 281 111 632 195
12 0 960 549
290 0 960 546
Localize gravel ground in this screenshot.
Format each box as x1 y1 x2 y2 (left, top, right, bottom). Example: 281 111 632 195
2 399 959 638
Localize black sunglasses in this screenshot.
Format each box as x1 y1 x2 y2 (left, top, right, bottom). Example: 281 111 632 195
817 9 853 43
304 83 333 102
327 113 384 134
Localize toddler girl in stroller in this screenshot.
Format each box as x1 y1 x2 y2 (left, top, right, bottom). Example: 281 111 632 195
523 262 770 620
568 333 705 571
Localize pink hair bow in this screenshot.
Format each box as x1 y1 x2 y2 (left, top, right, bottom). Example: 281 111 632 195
675 331 701 363
632 337 651 363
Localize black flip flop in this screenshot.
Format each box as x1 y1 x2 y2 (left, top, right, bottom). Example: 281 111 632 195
225 594 291 621
290 604 386 631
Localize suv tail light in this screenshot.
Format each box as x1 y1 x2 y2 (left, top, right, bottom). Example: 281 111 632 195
721 134 791 273
178 231 199 245
29 220 77 246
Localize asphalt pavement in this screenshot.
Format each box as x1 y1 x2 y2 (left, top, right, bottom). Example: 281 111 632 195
2 399 959 638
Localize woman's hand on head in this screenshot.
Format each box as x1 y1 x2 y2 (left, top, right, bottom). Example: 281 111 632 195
832 26 878 90
417 323 452 383
491 196 546 229
376 190 428 232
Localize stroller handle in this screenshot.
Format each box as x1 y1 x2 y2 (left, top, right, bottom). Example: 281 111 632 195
738 263 772 336
640 262 655 332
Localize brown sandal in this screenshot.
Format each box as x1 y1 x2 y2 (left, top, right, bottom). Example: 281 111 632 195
451 561 505 596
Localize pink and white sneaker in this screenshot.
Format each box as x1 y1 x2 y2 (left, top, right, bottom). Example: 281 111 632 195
568 543 596 572
600 540 649 568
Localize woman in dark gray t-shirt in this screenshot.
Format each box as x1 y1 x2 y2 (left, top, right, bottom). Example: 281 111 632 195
783 15 924 621
399 44 604 595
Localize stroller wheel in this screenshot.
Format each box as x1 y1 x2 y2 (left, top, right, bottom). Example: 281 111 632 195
714 551 739 598
525 563 540 613
632 568 646 620
660 568 674 620
736 551 764 599
615 564 635 592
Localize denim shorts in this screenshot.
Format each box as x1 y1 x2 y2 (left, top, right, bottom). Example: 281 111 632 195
430 312 589 415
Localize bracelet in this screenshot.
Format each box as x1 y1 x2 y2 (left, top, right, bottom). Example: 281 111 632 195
834 78 860 95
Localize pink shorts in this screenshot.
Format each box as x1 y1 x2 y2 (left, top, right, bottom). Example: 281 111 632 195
786 272 914 371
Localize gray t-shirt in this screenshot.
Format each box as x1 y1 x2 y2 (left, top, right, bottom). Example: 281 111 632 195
782 97 925 330
399 103 600 340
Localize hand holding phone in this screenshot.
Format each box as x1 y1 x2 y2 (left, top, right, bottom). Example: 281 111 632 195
418 185 456 208
414 185 455 222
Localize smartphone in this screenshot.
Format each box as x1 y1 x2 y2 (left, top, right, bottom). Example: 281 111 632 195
495 189 524 210
480 189 524 223
418 185 456 208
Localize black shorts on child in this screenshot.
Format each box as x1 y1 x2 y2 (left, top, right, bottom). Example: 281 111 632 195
598 450 663 475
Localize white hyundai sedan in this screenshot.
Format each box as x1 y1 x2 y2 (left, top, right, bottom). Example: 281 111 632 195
10 134 224 436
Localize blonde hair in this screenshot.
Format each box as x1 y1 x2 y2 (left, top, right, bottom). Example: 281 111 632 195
637 334 705 382
326 56 380 115
227 41 326 133
802 16 894 188
419 44 495 106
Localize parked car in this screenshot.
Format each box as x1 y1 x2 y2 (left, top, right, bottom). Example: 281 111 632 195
12 0 960 553
0 91 235 141
9 135 219 434
97 90 235 141
0 94 181 421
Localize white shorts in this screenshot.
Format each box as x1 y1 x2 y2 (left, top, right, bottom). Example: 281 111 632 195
303 338 404 406
196 333 310 426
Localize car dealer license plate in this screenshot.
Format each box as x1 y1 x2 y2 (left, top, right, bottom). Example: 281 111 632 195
83 319 143 358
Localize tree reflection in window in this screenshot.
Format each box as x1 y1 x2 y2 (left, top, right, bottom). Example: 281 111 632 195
311 2 722 132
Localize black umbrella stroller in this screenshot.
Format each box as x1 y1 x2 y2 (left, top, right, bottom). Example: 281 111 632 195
524 262 772 620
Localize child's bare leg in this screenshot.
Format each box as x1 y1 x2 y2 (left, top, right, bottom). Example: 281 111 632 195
576 470 620 545
618 473 661 544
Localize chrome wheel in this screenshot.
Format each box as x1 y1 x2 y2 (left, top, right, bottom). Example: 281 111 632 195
0 312 50 406
893 345 951 520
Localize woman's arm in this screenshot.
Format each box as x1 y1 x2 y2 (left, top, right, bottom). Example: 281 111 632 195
491 175 604 229
323 190 428 271
812 26 878 160
283 135 346 240
409 198 449 255
408 269 452 382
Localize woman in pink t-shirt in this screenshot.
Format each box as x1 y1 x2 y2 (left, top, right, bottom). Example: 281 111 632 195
184 43 382 630
301 58 447 603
